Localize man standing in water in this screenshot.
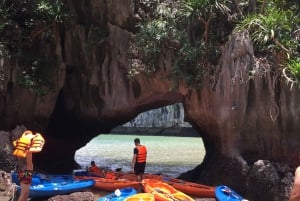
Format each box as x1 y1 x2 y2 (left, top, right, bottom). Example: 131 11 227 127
131 138 147 183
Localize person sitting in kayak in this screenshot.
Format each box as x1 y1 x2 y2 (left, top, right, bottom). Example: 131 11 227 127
88 161 105 177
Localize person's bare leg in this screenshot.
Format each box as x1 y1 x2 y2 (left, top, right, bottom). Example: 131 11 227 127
136 174 143 193
18 153 33 201
18 183 30 201
26 152 33 170
136 174 142 182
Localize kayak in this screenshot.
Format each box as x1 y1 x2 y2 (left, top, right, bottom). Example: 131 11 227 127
215 185 249 201
161 177 215 198
11 172 95 198
142 178 195 201
97 187 137 201
118 172 162 181
11 172 74 185
90 177 140 191
74 170 214 197
74 172 140 191
117 171 215 197
124 193 155 201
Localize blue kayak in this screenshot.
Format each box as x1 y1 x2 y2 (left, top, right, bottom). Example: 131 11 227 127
97 187 137 201
11 172 95 198
11 172 74 185
215 185 248 201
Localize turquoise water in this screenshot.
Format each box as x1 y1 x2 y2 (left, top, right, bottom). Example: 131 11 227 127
74 134 205 177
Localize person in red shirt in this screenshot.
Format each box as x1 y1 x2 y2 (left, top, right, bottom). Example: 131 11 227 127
88 161 105 177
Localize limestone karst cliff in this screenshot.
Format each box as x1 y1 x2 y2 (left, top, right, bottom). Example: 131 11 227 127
0 1 299 201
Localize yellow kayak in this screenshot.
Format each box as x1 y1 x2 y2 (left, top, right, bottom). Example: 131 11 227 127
142 179 195 201
124 193 155 201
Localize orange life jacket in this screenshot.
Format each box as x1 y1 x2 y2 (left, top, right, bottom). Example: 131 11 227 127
12 130 35 158
89 166 101 173
105 171 116 179
136 145 147 163
29 133 45 153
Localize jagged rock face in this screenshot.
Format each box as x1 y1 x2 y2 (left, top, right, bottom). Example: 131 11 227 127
0 1 299 200
184 31 300 166
185 32 288 159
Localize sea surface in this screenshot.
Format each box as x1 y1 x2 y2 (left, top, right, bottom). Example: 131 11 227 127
75 134 206 178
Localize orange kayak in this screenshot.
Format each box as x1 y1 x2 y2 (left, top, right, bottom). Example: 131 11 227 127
142 179 195 201
124 193 155 201
119 172 162 181
93 178 140 191
75 175 140 191
161 177 215 198
119 172 215 197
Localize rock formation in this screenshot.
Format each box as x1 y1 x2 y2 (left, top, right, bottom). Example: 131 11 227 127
0 1 299 200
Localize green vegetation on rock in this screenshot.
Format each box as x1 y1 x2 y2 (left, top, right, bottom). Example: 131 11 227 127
0 0 70 95
131 0 300 89
130 0 232 89
235 1 300 87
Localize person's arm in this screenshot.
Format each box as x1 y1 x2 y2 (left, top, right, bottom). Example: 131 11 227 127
132 148 137 169
97 166 105 177
290 167 300 201
26 152 33 171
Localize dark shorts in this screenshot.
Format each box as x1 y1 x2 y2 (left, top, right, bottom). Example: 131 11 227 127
18 170 33 184
134 162 146 175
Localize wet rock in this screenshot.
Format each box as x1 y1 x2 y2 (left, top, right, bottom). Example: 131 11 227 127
47 191 95 201
247 160 292 201
0 131 16 173
0 125 27 172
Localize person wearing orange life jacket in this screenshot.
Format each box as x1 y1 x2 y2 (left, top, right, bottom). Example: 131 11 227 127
88 161 105 177
131 138 147 182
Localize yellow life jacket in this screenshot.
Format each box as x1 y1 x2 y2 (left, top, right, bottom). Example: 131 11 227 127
29 133 45 153
12 130 45 158
12 130 35 158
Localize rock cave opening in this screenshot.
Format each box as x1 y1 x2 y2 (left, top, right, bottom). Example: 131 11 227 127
74 103 206 177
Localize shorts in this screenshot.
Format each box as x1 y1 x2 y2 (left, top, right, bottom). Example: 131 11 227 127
18 170 33 184
134 162 146 175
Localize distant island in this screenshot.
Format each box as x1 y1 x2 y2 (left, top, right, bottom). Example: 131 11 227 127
110 126 199 137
